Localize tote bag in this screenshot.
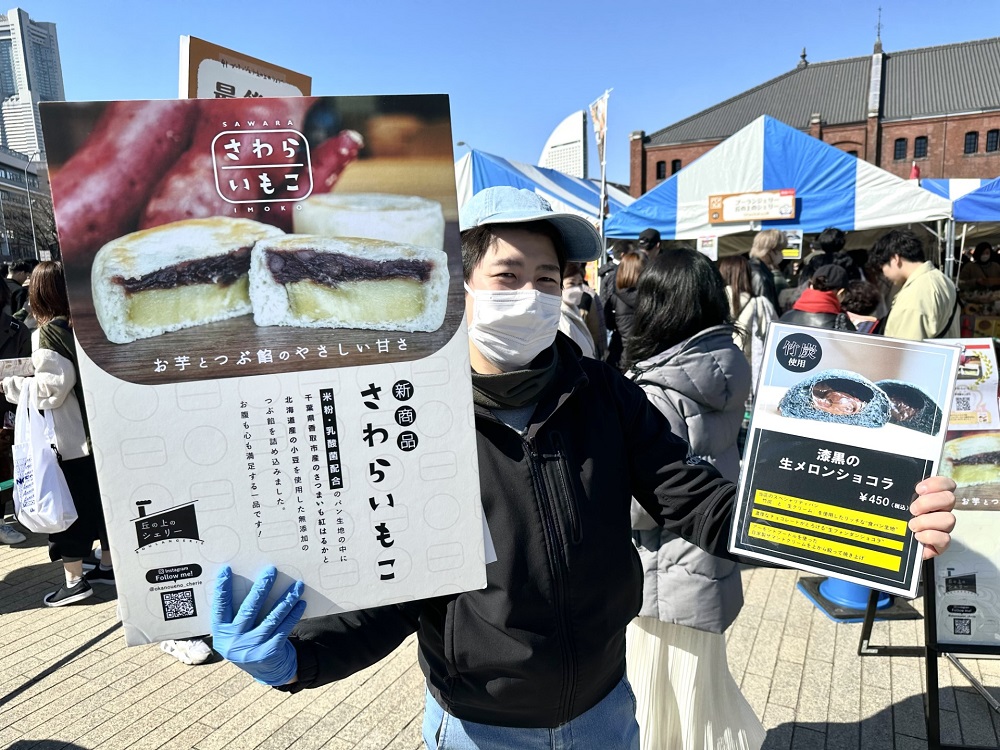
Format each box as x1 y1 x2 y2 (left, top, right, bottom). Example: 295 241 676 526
12 379 77 534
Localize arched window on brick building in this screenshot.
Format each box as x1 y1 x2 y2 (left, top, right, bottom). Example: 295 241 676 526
655 161 666 180
893 138 907 160
671 159 682 175
965 132 979 154
914 136 928 159
987 130 999 153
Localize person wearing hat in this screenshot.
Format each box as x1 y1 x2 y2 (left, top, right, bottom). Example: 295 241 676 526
636 228 661 260
779 263 856 331
210 187 959 749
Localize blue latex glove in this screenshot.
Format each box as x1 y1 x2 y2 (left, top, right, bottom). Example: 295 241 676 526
211 565 306 686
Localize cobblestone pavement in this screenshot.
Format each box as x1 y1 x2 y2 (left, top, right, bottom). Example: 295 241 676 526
2 526 999 749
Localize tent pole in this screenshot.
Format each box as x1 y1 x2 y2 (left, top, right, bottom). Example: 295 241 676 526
944 220 956 279
956 224 968 280
599 94 609 241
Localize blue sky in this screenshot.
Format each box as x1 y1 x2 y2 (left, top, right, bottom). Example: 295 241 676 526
28 0 1000 184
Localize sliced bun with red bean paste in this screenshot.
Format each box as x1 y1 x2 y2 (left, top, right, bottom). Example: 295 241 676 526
249 234 449 332
92 217 285 344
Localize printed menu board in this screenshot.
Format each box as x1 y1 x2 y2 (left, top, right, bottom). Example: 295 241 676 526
730 324 959 598
932 339 1000 649
39 95 486 645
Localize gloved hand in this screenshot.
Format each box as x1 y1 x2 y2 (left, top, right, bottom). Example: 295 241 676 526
211 565 306 686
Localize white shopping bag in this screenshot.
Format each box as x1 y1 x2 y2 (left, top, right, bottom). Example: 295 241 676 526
12 379 77 534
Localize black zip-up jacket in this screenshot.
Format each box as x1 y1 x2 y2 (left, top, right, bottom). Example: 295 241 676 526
285 337 737 727
779 309 856 331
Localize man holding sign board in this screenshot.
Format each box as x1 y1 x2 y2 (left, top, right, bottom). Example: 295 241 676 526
213 187 958 749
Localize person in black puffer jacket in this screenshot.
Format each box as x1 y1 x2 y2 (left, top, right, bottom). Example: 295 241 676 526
780 263 856 331
605 250 645 370
0 278 30 545
597 239 632 312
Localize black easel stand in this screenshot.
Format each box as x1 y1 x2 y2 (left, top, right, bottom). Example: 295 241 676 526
854 562 1000 748
921 560 1000 750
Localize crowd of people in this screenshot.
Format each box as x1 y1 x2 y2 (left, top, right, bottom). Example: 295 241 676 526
0 191 966 748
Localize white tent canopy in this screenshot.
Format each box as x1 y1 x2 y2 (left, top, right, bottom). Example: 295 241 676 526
455 149 634 222
605 116 953 240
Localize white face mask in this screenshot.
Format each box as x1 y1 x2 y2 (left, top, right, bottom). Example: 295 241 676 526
562 284 585 307
465 283 562 369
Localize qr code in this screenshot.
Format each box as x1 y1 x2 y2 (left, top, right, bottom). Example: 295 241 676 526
161 588 197 621
954 618 972 636
955 395 972 411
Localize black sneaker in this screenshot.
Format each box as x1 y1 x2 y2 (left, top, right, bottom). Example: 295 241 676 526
81 554 101 571
43 579 94 607
84 566 115 585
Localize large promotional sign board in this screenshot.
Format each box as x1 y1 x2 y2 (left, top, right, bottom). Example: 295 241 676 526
179 36 311 99
730 324 959 598
39 95 486 645
932 339 1000 650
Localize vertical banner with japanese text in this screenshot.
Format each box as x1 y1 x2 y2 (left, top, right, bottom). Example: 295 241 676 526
39 95 486 645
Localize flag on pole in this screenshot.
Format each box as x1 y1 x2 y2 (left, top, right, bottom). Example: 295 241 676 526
589 91 609 165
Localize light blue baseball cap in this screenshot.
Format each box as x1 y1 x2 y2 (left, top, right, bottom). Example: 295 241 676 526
459 186 603 263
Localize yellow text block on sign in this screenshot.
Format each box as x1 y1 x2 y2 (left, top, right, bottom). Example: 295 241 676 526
751 508 904 551
754 490 908 537
748 522 902 571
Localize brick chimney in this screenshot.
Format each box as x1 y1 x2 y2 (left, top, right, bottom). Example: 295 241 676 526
630 130 646 198
809 113 823 140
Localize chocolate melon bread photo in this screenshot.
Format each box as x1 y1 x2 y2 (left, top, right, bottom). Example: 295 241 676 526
942 432 1000 503
875 380 944 435
778 369 892 428
249 234 449 332
92 217 285 344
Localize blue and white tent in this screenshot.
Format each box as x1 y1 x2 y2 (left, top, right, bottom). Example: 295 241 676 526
455 149 634 222
953 177 1000 223
920 178 993 201
605 116 952 239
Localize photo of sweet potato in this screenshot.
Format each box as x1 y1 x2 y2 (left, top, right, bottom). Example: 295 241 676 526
40 94 463 385
49 100 198 261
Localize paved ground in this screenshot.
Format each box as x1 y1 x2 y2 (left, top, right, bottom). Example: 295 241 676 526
2 523 1000 749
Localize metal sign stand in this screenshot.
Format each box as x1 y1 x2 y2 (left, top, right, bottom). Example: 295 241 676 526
857 560 1000 749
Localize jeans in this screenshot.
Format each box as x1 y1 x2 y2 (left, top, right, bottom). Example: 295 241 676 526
421 676 640 749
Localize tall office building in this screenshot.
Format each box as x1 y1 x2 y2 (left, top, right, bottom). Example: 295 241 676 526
0 7 63 159
539 111 587 179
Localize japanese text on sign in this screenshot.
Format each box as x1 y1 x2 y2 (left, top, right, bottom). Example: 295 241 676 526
212 129 312 204
708 189 796 224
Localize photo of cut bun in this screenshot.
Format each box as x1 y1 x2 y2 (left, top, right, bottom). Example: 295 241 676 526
875 380 944 435
293 193 445 250
91 217 285 344
778 369 891 428
942 432 1000 505
250 234 449 332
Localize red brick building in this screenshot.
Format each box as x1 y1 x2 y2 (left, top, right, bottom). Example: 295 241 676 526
631 37 1000 197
